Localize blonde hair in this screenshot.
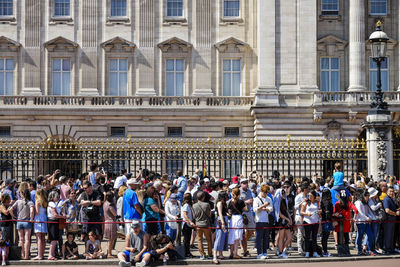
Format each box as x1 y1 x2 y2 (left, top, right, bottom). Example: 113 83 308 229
260 184 270 194
356 181 366 189
18 182 29 194
35 188 48 208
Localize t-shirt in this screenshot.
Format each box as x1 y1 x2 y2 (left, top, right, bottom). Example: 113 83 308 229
47 201 60 220
12 199 33 220
181 203 193 227
253 195 272 223
114 175 127 189
30 190 36 205
383 195 398 217
240 188 253 211
64 241 78 256
60 184 71 201
143 197 160 220
81 190 102 221
192 201 211 228
228 199 245 215
86 239 100 254
123 188 141 220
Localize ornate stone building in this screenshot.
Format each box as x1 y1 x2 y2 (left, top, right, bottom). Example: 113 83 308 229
0 0 400 178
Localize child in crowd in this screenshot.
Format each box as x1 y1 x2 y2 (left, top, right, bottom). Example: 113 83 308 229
83 231 104 260
0 239 9 266
62 233 79 260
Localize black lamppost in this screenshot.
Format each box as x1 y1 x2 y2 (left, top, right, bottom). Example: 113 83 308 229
368 21 389 115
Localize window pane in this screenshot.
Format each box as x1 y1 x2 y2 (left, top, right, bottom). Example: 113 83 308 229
110 59 118 71
381 70 388 91
0 59 4 71
321 58 329 70
223 60 231 71
369 70 377 91
370 0 387 15
322 0 339 14
53 59 61 71
119 59 128 71
232 73 241 96
62 59 70 71
5 72 12 95
167 0 183 17
331 71 339 92
224 0 240 17
111 0 127 17
54 0 70 17
232 59 241 71
109 72 118 95
52 72 61 95
5 59 13 70
119 72 128 96
166 72 174 96
0 0 13 16
176 59 184 71
321 71 329 91
331 58 339 69
62 72 70 95
223 73 231 96
176 73 184 96
381 57 388 69
0 72 3 95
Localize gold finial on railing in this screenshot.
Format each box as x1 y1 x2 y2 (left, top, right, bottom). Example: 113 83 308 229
206 135 211 145
127 135 132 144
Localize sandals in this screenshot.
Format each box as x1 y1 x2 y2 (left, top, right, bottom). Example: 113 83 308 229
217 256 226 260
232 255 242 259
47 257 57 261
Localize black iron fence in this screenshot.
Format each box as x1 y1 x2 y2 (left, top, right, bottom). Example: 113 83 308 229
0 136 369 181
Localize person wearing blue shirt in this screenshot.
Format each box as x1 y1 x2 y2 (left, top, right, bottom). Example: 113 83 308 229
29 180 37 205
176 170 187 203
3 179 16 204
382 187 400 254
123 179 143 236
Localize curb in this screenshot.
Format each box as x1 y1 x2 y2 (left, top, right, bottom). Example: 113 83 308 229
8 254 400 265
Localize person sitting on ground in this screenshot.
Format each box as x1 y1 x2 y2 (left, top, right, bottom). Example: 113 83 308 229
117 222 151 267
62 233 79 260
148 234 178 264
83 231 104 260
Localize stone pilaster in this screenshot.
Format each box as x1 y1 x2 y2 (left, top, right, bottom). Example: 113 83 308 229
348 0 366 92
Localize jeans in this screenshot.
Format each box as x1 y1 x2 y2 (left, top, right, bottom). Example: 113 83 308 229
304 223 319 255
295 215 305 253
255 222 269 255
196 227 212 257
365 222 379 251
321 231 330 253
356 223 374 252
182 224 193 255
165 223 177 243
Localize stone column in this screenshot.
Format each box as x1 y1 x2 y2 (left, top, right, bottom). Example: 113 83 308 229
363 113 394 181
255 0 278 105
348 0 366 91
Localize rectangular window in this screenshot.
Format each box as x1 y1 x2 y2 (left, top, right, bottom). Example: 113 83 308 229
224 0 240 17
0 126 10 137
320 57 340 92
167 0 183 17
225 127 240 137
321 0 339 15
166 59 184 96
111 0 127 17
110 127 126 137
54 0 70 17
52 59 71 95
223 59 241 96
168 127 183 137
224 160 241 179
369 57 389 91
109 59 128 96
0 0 12 16
0 59 13 95
370 0 387 15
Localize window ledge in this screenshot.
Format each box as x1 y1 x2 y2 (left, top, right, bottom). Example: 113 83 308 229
50 16 73 25
220 17 244 26
0 16 16 24
163 17 187 26
319 15 342 21
106 17 130 25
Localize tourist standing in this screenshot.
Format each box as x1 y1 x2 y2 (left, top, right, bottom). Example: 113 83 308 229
33 189 48 260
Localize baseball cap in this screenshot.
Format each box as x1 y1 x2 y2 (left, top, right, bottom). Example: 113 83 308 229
204 178 210 183
131 222 141 229
232 176 238 184
127 178 140 185
240 178 248 183
222 180 229 185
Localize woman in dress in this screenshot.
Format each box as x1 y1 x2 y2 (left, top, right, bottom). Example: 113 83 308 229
228 187 248 259
33 189 48 260
103 191 117 258
213 191 229 264
47 190 67 260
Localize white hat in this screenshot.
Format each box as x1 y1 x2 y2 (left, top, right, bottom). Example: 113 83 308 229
229 183 239 190
240 178 248 183
368 187 378 198
127 178 140 185
204 178 210 183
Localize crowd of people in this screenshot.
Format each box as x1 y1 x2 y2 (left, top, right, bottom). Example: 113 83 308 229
0 162 399 266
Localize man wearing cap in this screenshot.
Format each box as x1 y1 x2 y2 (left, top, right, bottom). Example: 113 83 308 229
123 178 143 235
117 222 151 267
239 178 255 257
176 170 187 203
3 179 16 204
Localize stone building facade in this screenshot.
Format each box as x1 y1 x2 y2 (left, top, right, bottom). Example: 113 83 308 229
0 0 400 178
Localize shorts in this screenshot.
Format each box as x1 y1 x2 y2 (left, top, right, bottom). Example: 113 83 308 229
123 251 150 262
16 221 32 230
82 220 102 236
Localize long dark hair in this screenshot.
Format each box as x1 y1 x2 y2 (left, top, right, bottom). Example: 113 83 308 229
321 188 332 207
182 193 193 206
339 190 348 210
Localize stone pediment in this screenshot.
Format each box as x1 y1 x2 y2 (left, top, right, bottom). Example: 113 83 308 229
0 36 21 52
215 37 249 53
101 37 136 52
44 36 78 52
317 35 347 51
158 37 192 53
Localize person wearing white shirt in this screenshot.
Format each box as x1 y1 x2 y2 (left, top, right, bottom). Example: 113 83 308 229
165 193 181 244
354 190 376 255
300 190 320 258
294 183 309 255
113 170 129 195
253 184 273 259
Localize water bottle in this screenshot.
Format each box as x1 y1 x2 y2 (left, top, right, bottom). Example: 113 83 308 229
163 254 167 265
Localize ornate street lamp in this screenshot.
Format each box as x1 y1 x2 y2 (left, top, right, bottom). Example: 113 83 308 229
368 21 390 115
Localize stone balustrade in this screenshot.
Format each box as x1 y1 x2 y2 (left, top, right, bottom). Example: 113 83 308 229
313 91 400 105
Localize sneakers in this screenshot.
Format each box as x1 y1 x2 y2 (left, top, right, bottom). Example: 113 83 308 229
369 251 376 256
256 254 267 260
263 253 270 259
304 252 310 258
119 261 131 267
376 249 384 254
279 252 288 259
242 251 250 257
1 261 6 266
322 252 331 257
394 249 400 254
135 262 146 267
313 252 320 258
200 255 207 260
275 249 279 256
